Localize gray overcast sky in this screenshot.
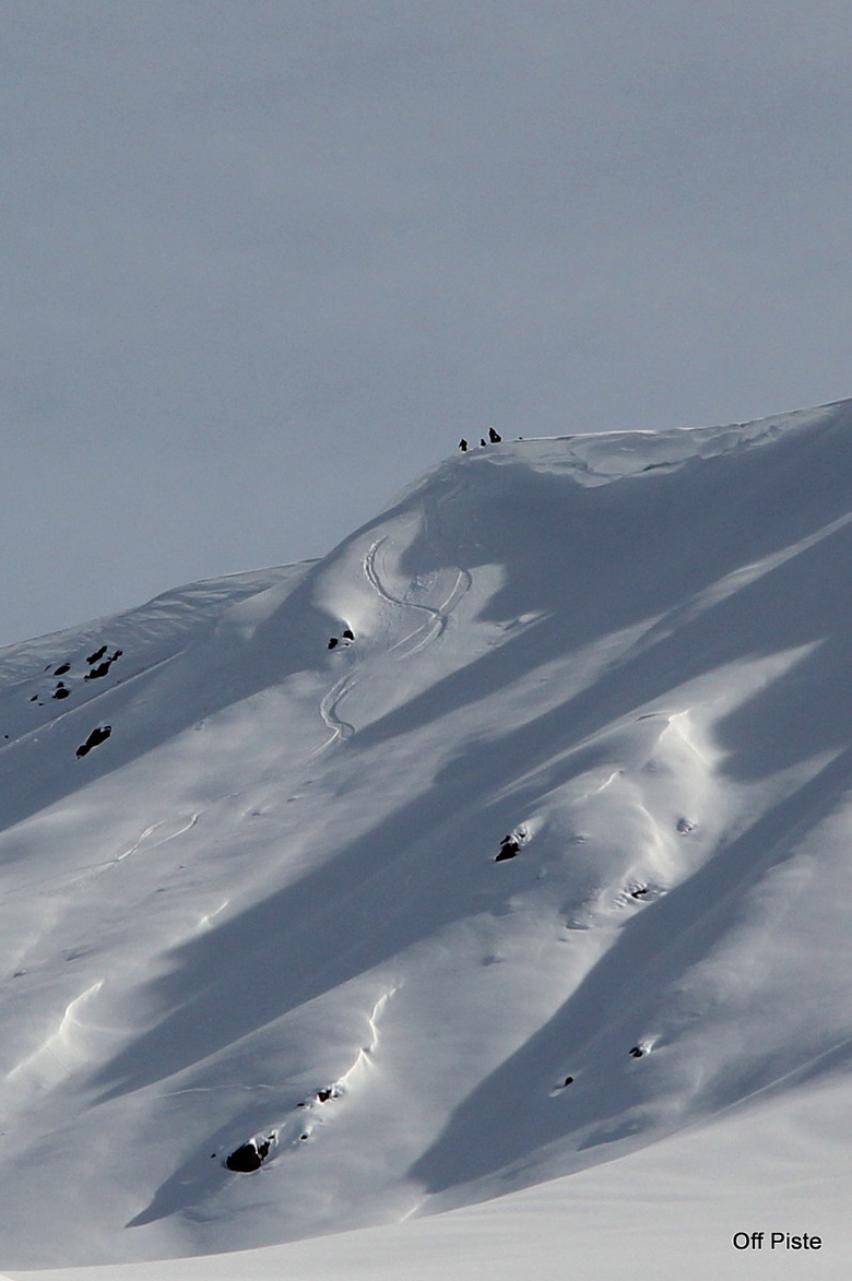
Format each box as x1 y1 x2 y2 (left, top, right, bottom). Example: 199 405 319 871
2 0 850 646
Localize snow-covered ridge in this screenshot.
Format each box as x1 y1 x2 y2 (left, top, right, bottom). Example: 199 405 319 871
1 399 852 1269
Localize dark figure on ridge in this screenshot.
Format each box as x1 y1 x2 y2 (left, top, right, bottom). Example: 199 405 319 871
458 438 468 452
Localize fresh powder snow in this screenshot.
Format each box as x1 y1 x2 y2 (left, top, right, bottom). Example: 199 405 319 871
2 401 852 1278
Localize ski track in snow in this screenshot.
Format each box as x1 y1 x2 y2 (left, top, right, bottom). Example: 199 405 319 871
155 1082 276 1100
114 813 200 866
311 529 469 754
314 674 357 755
364 538 470 658
3 812 203 903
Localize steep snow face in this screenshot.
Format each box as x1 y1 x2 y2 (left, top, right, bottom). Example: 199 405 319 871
1 401 852 1267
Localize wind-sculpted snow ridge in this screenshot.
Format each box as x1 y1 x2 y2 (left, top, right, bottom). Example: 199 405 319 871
2 399 852 1270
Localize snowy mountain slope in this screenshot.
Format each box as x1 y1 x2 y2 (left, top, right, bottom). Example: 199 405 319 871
2 400 852 1268
9 1069 851 1281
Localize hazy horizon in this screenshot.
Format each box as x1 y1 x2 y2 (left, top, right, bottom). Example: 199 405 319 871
3 0 851 646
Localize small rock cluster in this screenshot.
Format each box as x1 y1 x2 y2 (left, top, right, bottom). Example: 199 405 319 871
222 1083 343 1173
22 641 124 717
328 628 356 651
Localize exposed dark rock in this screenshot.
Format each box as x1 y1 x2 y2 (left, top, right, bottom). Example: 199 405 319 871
562 1075 575 1086
225 1144 261 1172
628 1045 645 1058
52 684 70 700
342 628 354 641
629 886 648 899
84 650 122 680
225 1136 271 1173
458 438 468 452
86 645 107 665
480 438 487 446
328 637 339 650
495 830 526 862
298 1086 340 1108
488 427 502 443
54 662 71 676
29 695 37 702
76 725 112 759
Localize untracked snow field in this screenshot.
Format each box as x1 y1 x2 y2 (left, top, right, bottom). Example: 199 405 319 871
2 401 852 1276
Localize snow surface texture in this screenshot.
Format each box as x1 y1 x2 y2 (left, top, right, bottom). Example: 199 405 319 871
3 401 852 1275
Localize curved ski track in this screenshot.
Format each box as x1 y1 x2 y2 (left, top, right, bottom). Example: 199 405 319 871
313 533 468 753
315 674 357 755
364 538 470 658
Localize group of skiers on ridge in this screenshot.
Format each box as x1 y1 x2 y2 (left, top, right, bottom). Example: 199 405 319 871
458 426 501 452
